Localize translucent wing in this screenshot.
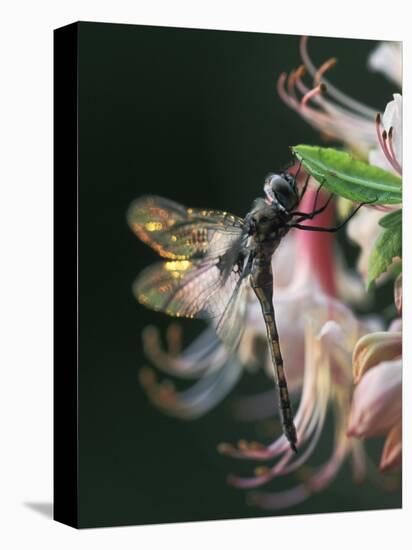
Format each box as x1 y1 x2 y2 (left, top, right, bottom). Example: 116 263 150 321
214 272 250 350
134 256 240 319
134 255 251 350
127 195 244 260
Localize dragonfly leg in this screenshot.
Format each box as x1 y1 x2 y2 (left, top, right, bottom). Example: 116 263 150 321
299 173 310 201
289 199 375 232
291 192 334 223
295 158 303 180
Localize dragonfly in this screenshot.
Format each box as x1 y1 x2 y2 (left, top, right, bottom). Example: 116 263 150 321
127 167 367 452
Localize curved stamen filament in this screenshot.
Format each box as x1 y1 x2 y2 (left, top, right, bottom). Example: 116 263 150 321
376 114 402 175
277 72 299 109
314 57 337 84
288 65 305 102
301 83 327 108
280 68 376 147
287 69 298 95
300 36 377 119
228 353 332 489
387 127 402 174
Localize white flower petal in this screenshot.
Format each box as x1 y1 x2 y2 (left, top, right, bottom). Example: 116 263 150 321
369 147 396 174
369 94 402 174
368 42 402 87
382 94 402 165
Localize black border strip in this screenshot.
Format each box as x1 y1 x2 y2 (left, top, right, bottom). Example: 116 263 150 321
53 22 79 528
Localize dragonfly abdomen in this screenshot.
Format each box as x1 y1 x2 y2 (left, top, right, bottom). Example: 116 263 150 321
251 255 298 452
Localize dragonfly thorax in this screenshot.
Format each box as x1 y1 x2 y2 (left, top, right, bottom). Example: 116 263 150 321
247 198 290 247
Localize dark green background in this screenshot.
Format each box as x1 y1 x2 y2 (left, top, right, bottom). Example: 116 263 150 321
77 22 400 528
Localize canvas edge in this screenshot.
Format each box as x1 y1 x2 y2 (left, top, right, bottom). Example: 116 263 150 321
53 21 79 529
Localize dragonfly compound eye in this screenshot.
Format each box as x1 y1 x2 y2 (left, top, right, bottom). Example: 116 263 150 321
270 175 298 211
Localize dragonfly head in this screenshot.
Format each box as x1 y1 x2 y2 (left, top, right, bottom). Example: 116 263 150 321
264 172 299 212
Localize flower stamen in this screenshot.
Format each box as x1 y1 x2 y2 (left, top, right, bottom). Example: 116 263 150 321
314 57 337 84
277 72 294 107
387 127 403 174
300 36 377 119
301 83 327 108
287 68 300 99
376 114 402 175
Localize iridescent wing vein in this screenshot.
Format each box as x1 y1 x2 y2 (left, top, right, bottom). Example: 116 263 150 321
127 195 250 350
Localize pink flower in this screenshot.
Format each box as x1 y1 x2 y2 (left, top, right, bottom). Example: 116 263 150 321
278 36 379 158
278 37 402 163
346 94 402 285
347 275 402 472
278 37 402 288
347 359 401 439
220 316 369 510
381 423 402 471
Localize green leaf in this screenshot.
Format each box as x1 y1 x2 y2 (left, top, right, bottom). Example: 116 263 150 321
368 222 402 287
379 209 402 228
292 145 402 205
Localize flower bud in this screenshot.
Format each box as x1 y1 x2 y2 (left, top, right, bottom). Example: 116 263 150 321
352 332 401 384
347 360 402 438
